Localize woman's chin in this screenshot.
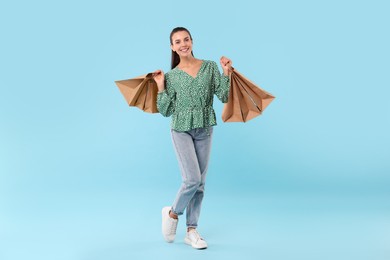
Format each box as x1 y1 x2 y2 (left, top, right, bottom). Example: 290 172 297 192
179 53 192 58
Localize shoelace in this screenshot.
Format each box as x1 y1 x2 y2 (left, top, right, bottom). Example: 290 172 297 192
189 230 204 241
169 220 178 235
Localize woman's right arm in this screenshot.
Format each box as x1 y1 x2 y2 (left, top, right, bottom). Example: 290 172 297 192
153 70 176 117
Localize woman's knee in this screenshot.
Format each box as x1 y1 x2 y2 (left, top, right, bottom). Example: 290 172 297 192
184 178 202 189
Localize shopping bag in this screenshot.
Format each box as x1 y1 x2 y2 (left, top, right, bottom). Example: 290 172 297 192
222 68 275 122
115 73 158 113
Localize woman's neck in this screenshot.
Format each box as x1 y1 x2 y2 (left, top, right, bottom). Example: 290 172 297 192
179 56 197 67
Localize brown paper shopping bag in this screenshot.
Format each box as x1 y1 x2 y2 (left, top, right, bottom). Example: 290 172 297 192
115 73 158 113
222 68 275 122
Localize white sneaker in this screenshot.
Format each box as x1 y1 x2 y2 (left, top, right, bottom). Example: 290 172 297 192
184 229 208 249
161 206 178 243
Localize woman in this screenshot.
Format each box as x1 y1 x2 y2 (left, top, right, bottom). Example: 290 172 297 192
153 27 232 250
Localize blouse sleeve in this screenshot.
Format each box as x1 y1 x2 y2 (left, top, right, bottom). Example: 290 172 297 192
212 61 230 103
157 73 176 117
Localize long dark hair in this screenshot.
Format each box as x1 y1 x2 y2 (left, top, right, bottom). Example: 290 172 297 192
170 27 194 69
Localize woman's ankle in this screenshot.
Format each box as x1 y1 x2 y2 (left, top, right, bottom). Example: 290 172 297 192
187 227 196 232
169 210 178 219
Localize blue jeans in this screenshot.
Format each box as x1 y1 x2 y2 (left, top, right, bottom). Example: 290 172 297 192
170 126 213 228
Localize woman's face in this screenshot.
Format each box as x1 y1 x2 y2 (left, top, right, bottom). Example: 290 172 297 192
171 30 193 57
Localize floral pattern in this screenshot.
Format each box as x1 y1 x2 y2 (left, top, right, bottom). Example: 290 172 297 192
157 60 230 131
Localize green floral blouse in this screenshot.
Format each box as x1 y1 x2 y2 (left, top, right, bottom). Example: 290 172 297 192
157 60 230 132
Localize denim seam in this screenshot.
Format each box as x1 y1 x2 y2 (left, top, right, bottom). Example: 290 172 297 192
187 224 198 228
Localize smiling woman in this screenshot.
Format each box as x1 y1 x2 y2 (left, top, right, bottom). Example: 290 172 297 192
170 27 195 70
152 27 232 250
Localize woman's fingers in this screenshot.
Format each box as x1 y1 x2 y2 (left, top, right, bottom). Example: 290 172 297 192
220 56 233 75
152 70 162 77
152 70 165 91
220 56 232 67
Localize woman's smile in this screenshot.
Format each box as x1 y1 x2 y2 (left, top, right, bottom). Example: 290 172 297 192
179 47 190 53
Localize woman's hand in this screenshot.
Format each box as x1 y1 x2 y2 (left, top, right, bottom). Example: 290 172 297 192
152 70 165 92
220 56 232 76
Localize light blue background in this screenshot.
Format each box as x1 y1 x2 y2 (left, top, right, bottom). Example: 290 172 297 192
0 0 389 259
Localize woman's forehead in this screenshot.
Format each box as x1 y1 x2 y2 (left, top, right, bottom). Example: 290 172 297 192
172 31 190 41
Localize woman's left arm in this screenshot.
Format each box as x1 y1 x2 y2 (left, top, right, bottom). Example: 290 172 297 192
213 56 232 103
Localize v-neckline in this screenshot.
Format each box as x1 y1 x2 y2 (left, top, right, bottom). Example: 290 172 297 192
176 60 205 79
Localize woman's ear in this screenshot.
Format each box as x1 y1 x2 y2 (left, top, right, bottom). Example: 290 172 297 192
170 45 175 52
